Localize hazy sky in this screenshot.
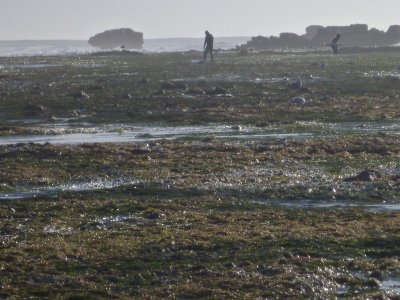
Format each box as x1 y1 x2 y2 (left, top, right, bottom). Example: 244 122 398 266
1 0 400 40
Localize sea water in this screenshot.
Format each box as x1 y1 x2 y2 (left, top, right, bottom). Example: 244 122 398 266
0 37 250 57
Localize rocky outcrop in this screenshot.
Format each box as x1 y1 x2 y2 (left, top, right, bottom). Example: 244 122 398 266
247 33 312 50
243 24 400 50
88 28 143 50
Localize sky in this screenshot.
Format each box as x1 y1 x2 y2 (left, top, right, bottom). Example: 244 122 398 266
1 0 400 40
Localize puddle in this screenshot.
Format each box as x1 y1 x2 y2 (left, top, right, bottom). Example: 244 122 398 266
326 121 400 135
381 278 400 293
0 177 140 200
219 133 313 140
258 199 400 212
0 191 51 200
0 121 399 145
0 124 313 145
3 63 64 69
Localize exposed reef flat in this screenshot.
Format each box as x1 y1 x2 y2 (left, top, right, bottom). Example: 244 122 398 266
0 49 399 298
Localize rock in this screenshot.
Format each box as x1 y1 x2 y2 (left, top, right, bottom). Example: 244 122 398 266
288 78 303 90
289 97 306 105
24 103 46 116
369 270 384 281
391 175 400 182
242 24 400 50
344 169 382 182
366 278 381 289
88 28 143 50
231 125 243 131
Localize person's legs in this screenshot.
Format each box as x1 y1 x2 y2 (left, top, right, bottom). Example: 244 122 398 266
203 49 208 61
210 49 214 62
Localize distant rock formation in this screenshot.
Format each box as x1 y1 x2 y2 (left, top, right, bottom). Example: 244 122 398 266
88 28 143 50
242 24 400 50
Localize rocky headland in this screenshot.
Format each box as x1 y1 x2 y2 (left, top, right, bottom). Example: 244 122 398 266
242 24 400 50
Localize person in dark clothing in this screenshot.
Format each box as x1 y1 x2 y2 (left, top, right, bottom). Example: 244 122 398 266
203 30 214 62
331 33 341 54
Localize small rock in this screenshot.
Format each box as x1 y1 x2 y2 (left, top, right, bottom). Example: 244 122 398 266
366 278 381 289
206 86 228 96
24 103 46 116
369 270 384 281
345 169 382 182
289 97 306 105
288 78 302 90
143 210 160 220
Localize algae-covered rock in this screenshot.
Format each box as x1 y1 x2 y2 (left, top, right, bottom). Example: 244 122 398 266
345 169 382 182
289 96 306 105
88 28 143 50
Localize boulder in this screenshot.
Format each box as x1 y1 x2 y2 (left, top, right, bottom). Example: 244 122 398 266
88 28 143 50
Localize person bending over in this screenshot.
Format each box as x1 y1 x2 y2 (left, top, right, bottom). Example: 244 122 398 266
203 30 214 62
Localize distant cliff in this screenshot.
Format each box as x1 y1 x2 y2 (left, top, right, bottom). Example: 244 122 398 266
243 24 400 50
88 28 143 50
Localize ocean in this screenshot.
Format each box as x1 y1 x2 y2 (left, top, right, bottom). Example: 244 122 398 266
0 37 250 57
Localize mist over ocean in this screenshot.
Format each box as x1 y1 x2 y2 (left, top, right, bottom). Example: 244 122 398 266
0 37 250 57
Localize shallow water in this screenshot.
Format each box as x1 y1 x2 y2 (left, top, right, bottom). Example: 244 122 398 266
1 121 399 145
0 178 139 200
1 63 65 69
263 199 400 212
0 124 311 145
327 121 400 135
381 278 400 293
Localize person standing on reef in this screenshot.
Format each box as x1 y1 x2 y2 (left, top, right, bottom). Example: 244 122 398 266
331 33 341 54
203 30 214 62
